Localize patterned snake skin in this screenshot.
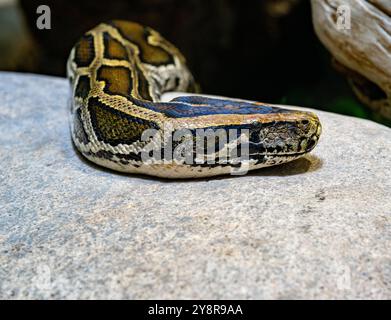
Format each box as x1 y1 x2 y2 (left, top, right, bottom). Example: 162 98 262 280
67 20 322 178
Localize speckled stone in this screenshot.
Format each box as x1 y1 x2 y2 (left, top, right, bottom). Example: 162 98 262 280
0 72 390 299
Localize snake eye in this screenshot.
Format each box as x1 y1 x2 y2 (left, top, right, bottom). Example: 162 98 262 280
302 120 309 125
306 137 317 151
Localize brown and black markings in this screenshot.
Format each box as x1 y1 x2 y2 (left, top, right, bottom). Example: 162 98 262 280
67 20 322 178
102 31 129 60
107 20 175 66
74 34 95 67
97 65 133 98
87 97 159 146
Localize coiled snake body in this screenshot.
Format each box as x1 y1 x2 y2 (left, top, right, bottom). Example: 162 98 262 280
67 20 322 178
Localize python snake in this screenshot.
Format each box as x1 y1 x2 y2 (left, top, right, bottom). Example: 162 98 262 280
67 20 322 178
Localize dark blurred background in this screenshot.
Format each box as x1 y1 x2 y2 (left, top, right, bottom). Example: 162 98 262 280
0 0 388 125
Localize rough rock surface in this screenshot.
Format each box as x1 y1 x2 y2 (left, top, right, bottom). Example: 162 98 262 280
0 72 390 299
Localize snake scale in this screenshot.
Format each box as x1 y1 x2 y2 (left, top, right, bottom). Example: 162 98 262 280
67 20 322 178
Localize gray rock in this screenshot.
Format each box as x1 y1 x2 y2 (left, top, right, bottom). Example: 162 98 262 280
0 71 390 299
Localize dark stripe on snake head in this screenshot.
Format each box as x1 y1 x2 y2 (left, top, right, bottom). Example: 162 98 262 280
131 96 295 118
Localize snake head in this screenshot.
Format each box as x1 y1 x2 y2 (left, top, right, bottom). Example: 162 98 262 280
167 96 322 158
163 96 322 166
251 109 322 156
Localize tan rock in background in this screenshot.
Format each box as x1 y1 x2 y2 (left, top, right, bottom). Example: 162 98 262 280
311 0 391 120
